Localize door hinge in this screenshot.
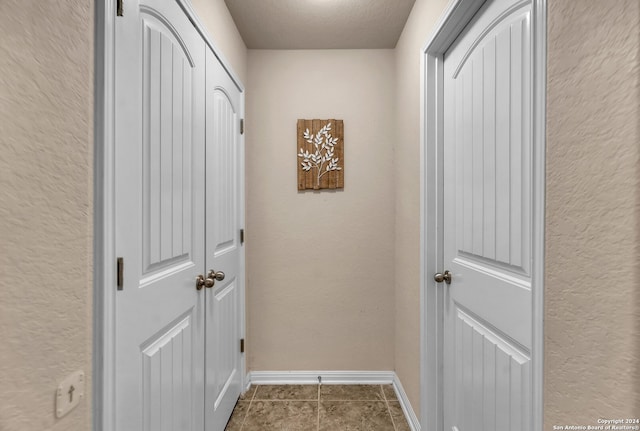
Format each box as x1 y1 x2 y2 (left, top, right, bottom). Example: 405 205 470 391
240 338 245 353
240 119 244 135
116 0 124 16
240 229 244 244
117 257 124 290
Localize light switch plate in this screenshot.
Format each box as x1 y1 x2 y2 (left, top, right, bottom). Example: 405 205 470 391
56 370 84 418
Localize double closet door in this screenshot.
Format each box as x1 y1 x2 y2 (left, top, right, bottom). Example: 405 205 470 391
114 0 244 429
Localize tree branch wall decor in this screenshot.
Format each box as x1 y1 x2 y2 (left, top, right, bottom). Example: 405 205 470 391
297 119 344 190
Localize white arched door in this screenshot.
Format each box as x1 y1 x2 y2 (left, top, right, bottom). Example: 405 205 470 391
114 0 206 429
442 0 533 429
204 48 244 431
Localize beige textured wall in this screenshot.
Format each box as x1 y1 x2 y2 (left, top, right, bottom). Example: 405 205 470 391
0 1 94 430
545 0 640 425
246 49 396 371
394 0 450 416
191 0 248 84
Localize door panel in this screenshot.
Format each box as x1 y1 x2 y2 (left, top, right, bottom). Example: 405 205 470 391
209 279 240 407
141 12 195 277
449 1 531 277
453 308 531 431
210 88 239 256
205 49 244 431
115 0 205 429
443 0 532 430
141 311 195 431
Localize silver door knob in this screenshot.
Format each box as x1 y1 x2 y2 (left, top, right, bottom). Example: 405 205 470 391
434 270 452 284
196 275 205 290
196 274 216 290
208 270 225 281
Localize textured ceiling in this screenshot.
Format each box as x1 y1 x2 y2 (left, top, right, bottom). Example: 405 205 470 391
224 0 417 49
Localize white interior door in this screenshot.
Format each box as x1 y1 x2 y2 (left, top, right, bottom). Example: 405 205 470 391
442 0 532 429
114 0 206 429
204 48 244 430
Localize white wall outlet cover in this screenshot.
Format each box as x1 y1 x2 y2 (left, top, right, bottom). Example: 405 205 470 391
55 370 85 418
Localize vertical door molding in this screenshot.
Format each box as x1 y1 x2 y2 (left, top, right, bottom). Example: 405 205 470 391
531 1 547 428
419 0 546 430
94 0 117 429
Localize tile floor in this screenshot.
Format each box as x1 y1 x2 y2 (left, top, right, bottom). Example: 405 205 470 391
224 384 411 431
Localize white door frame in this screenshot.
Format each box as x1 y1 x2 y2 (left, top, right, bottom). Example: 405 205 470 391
93 1 246 429
419 0 546 429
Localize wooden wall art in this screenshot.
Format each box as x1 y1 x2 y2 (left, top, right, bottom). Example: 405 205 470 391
297 119 344 190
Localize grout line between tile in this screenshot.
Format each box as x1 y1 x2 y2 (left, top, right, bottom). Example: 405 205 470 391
238 386 256 431
251 398 319 401
381 385 398 431
317 384 320 431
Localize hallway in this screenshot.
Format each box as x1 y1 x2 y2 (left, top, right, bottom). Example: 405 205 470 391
1 0 639 429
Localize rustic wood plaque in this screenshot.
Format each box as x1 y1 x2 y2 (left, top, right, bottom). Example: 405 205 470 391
297 119 344 190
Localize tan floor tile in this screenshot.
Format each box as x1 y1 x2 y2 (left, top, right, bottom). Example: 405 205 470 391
381 385 397 401
239 385 257 401
388 401 411 431
224 401 250 431
254 384 319 400
319 401 395 431
320 384 385 401
242 400 318 431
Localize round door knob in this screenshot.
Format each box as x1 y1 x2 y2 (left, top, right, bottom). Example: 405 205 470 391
196 275 206 291
208 270 225 281
204 277 215 288
434 270 452 284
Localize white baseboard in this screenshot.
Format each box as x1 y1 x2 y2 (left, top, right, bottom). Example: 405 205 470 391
391 374 421 431
247 370 395 385
245 371 420 431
